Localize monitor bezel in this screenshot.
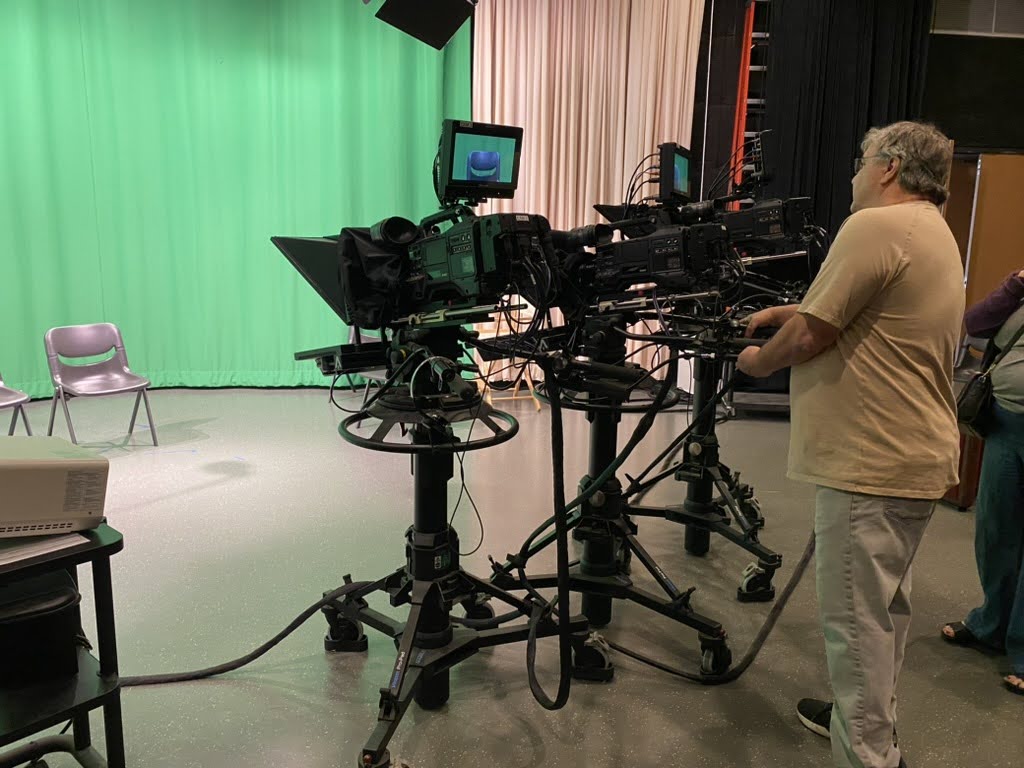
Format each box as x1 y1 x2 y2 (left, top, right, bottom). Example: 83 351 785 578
438 119 524 203
658 142 693 204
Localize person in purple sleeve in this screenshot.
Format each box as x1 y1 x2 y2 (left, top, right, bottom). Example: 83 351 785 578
941 268 1024 696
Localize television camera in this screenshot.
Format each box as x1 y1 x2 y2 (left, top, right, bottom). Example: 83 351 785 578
272 120 823 768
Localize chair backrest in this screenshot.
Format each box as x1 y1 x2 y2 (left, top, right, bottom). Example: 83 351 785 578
44 323 131 384
347 326 381 344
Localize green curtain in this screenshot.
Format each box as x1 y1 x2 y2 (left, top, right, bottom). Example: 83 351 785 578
0 0 471 398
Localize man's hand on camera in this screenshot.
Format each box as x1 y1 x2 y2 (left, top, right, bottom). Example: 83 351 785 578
743 305 798 338
737 347 770 378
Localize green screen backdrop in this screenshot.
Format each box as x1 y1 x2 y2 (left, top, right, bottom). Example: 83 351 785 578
0 0 470 398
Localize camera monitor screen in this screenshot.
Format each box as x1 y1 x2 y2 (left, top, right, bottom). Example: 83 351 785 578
658 142 692 203
438 119 524 203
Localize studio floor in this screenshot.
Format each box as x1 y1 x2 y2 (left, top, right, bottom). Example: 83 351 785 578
10 388 1021 768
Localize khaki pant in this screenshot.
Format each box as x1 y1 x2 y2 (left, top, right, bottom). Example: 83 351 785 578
815 487 935 768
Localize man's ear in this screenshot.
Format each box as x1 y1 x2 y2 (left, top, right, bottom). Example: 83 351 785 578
881 156 901 186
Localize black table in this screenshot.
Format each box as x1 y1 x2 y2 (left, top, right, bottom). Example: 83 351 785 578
0 524 125 768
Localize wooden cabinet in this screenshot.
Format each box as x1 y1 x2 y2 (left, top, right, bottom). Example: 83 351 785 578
953 154 1024 308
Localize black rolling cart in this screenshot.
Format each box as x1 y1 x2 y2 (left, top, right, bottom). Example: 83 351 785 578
0 524 125 768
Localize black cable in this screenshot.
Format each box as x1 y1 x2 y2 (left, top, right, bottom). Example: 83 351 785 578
605 532 816 684
524 363 573 710
704 137 759 200
451 415 485 556
624 353 684 393
619 341 661 364
505 360 676 579
625 374 739 498
121 581 369 687
329 374 365 414
627 165 659 208
623 152 659 208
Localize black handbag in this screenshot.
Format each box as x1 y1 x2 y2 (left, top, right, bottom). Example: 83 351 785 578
956 320 1024 438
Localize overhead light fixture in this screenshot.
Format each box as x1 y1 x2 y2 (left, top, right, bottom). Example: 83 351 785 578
374 0 477 50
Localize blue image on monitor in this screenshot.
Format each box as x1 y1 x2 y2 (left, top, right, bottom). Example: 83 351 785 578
674 154 690 195
467 151 501 182
452 133 517 183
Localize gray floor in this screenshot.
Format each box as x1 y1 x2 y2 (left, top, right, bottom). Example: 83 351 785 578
10 389 1021 768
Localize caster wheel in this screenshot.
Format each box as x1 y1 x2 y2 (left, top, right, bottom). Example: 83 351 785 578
572 636 615 682
739 496 764 528
737 562 776 603
699 641 732 676
359 749 391 768
463 597 495 621
325 617 368 653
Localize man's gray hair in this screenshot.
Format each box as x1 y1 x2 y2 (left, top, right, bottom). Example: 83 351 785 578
861 121 952 205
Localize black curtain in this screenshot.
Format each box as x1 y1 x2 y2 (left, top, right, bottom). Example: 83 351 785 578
763 0 933 244
689 0 749 200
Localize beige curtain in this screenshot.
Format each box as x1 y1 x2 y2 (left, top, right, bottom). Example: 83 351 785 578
474 0 705 229
472 0 706 374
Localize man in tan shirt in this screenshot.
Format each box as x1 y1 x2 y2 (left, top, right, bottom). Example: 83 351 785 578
737 121 964 768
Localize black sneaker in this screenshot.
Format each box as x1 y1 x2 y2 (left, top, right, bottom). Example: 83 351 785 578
796 698 832 738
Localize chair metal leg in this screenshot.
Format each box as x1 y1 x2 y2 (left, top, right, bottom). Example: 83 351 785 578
7 409 16 436
20 405 32 436
48 392 59 436
141 388 158 446
127 391 142 437
60 391 78 444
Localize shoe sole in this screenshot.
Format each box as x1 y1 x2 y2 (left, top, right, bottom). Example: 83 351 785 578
797 710 831 739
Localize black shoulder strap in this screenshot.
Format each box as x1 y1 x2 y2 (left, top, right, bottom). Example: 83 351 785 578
986 313 1024 373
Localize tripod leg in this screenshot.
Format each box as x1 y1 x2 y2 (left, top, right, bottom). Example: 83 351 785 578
621 526 685 601
462 572 534 615
710 467 756 537
707 469 782 564
361 664 424 768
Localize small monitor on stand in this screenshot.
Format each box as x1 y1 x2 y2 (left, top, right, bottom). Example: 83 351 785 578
657 142 693 204
437 119 524 206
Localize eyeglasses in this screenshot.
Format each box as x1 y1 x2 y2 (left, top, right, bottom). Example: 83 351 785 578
853 154 886 175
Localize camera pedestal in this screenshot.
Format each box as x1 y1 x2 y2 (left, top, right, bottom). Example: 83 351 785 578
492 404 734 676
326 408 591 768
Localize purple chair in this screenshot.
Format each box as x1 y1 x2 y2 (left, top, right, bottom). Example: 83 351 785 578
44 323 158 446
0 373 32 436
